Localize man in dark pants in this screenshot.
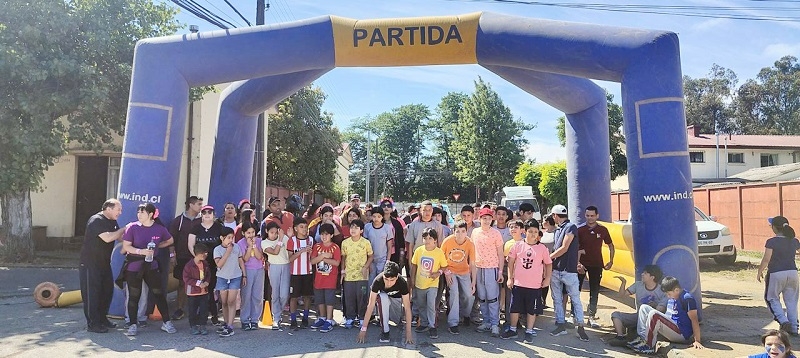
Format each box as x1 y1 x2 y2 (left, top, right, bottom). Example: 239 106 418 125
577 205 614 328
79 198 125 333
167 195 203 320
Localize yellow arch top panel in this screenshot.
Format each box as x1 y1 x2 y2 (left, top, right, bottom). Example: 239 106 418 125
332 13 481 67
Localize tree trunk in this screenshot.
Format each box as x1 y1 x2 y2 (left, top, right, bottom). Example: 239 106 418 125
0 190 35 262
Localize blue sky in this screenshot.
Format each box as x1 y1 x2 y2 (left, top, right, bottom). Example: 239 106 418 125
172 0 800 163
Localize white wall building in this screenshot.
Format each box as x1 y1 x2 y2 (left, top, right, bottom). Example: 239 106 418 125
8 86 350 240
686 125 800 180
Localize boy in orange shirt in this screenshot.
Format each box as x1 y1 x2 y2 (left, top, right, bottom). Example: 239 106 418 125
441 221 477 335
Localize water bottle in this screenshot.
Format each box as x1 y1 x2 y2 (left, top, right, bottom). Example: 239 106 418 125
145 239 155 262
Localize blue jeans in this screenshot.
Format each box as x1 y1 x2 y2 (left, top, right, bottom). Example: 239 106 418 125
550 270 584 325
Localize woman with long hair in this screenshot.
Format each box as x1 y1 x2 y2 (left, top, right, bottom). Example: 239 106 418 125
341 207 363 239
235 208 259 242
121 203 176 336
758 216 799 336
219 202 238 230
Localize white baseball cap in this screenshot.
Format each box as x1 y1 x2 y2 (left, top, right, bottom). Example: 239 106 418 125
550 205 568 215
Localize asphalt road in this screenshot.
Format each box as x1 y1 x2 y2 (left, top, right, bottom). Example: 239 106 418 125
0 266 690 357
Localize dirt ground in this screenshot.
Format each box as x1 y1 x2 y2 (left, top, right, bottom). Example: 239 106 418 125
4 249 790 358
589 252 785 358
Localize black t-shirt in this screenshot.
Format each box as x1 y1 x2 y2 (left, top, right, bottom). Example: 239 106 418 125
169 213 200 260
80 212 120 267
390 217 405 255
371 273 410 298
191 221 223 267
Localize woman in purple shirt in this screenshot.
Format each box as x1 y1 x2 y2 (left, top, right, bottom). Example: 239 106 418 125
121 203 176 336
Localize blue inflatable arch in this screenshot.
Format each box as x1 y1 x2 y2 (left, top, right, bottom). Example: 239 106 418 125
115 12 700 314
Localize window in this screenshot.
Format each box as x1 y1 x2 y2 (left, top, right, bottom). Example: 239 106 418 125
728 153 744 164
761 153 778 167
107 157 121 199
689 151 705 163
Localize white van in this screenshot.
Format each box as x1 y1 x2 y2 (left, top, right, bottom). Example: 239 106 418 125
500 186 542 221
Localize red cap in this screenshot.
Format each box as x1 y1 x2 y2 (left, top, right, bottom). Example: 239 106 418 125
201 205 214 212
478 207 494 218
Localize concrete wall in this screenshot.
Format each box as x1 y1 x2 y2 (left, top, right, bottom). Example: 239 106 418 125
30 156 78 237
690 148 797 179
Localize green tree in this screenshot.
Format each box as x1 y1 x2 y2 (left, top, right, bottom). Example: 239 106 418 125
266 85 342 194
556 92 627 180
0 0 180 262
373 104 429 201
683 64 738 134
342 125 369 199
419 92 469 202
452 78 533 201
735 56 800 135
513 161 543 199
538 161 568 210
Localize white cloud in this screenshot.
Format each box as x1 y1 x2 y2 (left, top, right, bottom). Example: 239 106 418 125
763 43 800 61
524 140 566 164
691 18 729 31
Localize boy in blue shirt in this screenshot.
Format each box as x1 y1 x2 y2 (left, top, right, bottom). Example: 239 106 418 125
627 276 704 354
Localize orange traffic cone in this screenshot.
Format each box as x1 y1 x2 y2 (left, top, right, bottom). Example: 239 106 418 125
148 306 162 321
258 301 273 328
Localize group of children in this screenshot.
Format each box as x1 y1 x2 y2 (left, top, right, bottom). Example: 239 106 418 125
172 199 706 357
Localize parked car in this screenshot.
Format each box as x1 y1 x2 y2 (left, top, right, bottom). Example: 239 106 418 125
623 207 736 265
693 207 737 265
499 186 542 222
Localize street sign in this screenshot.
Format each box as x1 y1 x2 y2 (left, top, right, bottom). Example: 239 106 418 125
453 193 460 202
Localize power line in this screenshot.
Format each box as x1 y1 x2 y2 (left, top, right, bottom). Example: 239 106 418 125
453 0 800 22
197 0 245 27
222 0 252 26
172 0 235 29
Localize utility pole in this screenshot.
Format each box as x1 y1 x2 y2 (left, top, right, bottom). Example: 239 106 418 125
373 137 379 203
253 0 266 214
366 129 371 203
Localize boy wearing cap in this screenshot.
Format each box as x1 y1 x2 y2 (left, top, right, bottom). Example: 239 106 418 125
357 262 414 345
549 204 589 341
472 207 505 337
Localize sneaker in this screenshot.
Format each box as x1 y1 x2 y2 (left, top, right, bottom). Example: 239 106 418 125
219 326 235 337
632 343 656 355
461 317 471 327
607 335 627 347
379 331 391 343
500 329 517 340
588 317 600 328
577 326 589 341
138 321 148 328
102 320 118 329
310 318 325 330
125 323 138 336
550 324 567 336
123 321 133 329
781 321 794 333
250 322 258 330
301 317 310 329
210 317 222 326
491 325 500 337
414 325 429 333
319 321 333 333
161 321 177 334
429 327 439 339
290 319 298 330
344 319 354 329
626 336 644 349
353 318 361 328
199 325 208 335
448 326 460 335
411 316 419 326
170 309 185 320
475 323 491 333
190 325 201 335
272 320 281 331
524 332 535 343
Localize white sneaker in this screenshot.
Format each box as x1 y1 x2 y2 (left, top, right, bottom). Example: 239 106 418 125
588 318 600 328
161 321 177 334
125 323 137 336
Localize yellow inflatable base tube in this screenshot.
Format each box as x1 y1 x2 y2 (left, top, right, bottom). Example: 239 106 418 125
54 276 181 308
599 221 636 292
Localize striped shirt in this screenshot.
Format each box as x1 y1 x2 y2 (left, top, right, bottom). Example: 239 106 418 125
287 236 314 275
